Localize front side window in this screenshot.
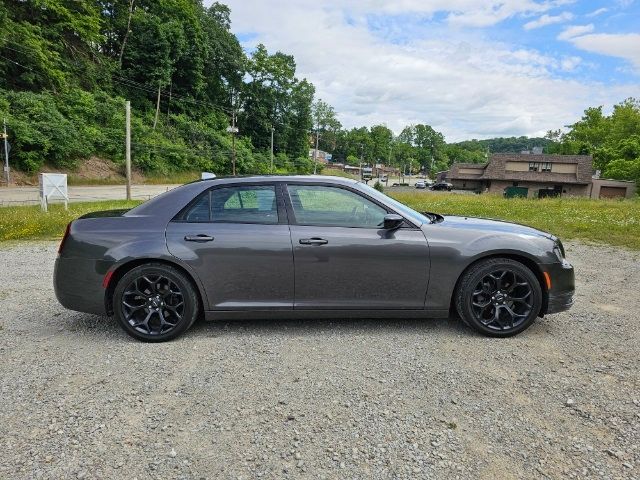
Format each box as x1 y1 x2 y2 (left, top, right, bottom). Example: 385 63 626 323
287 184 387 228
182 185 278 223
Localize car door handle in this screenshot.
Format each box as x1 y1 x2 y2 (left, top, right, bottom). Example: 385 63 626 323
299 238 328 245
184 234 214 242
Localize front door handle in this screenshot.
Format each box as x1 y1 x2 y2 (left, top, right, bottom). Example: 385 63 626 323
299 237 328 245
184 234 214 242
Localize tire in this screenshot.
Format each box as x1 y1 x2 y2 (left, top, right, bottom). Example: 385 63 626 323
455 258 542 337
113 263 200 342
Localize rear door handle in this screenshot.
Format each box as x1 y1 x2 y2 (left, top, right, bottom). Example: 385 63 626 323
299 237 328 245
184 234 214 242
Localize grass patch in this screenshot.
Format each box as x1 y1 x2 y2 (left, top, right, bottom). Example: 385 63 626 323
0 200 141 242
390 192 640 250
142 171 201 185
1 191 639 250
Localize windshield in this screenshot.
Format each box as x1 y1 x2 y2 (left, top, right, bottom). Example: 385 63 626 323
356 183 430 226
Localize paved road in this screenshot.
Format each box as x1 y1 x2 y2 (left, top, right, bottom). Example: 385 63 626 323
0 184 181 206
0 182 473 207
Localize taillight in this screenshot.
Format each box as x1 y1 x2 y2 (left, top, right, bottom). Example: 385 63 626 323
58 222 71 254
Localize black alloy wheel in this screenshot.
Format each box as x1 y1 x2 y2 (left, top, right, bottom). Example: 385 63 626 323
455 258 542 337
113 263 200 342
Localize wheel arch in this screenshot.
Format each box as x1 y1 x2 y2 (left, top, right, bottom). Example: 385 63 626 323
450 252 548 316
104 258 206 316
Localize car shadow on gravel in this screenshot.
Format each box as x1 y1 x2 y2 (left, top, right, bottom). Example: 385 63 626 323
185 315 474 338
61 312 481 340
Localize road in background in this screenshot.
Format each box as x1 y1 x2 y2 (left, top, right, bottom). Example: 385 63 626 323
0 184 181 207
0 182 476 207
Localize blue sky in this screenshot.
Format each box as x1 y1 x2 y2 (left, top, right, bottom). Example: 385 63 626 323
213 0 640 141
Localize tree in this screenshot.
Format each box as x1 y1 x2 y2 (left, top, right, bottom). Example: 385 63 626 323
312 99 341 154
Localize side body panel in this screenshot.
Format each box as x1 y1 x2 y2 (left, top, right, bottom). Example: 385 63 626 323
166 222 294 310
289 225 430 309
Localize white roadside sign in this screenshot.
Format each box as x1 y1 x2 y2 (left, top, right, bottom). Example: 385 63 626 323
39 173 69 212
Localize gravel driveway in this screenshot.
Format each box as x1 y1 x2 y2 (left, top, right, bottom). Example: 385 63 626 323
0 241 638 480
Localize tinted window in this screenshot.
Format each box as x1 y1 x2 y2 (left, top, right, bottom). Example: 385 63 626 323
182 185 278 223
287 185 387 228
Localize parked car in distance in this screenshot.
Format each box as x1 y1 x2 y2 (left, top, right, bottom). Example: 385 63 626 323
415 180 427 189
54 175 574 342
431 182 453 191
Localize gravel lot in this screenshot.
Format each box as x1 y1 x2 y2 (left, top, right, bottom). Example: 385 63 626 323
0 241 638 480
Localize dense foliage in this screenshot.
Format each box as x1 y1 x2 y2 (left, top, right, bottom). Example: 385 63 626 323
0 0 315 174
546 98 640 185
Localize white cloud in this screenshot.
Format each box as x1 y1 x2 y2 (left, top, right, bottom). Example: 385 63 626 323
585 7 608 17
557 24 594 40
569 33 640 69
523 12 573 30
560 56 582 71
215 1 636 140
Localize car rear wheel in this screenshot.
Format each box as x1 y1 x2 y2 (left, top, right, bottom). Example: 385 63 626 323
455 258 542 337
113 263 200 342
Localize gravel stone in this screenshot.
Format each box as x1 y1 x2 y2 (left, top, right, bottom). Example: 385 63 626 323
0 240 639 479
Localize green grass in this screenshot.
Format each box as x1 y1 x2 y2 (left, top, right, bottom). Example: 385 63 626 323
389 191 640 250
142 171 201 184
1 192 639 250
0 200 141 242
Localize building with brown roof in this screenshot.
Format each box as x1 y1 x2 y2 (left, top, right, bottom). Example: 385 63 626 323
441 153 635 199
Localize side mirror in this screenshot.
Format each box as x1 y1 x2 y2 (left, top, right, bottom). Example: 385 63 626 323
383 214 404 230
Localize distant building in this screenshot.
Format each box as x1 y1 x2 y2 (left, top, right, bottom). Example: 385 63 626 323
442 153 636 199
309 149 331 164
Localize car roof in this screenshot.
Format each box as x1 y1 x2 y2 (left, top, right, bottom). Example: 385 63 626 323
195 175 360 186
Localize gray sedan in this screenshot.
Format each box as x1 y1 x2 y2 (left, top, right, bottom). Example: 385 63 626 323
54 176 575 342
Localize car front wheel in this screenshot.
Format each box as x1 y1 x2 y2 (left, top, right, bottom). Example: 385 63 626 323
455 258 542 337
113 263 200 342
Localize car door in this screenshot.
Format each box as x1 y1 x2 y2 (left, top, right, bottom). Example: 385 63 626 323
285 183 430 310
166 183 294 310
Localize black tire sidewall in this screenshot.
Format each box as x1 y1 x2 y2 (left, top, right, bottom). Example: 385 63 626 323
113 264 199 342
457 259 542 337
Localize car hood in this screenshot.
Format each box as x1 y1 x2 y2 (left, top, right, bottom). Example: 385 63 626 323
438 215 555 241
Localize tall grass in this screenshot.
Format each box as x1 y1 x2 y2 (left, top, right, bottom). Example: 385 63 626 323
390 191 640 249
0 201 141 242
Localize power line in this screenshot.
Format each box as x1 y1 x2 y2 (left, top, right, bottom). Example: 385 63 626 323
112 76 232 114
0 53 33 71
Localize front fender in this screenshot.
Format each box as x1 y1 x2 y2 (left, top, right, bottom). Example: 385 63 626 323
423 226 555 311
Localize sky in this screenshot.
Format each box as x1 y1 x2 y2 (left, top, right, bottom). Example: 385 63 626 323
209 0 640 141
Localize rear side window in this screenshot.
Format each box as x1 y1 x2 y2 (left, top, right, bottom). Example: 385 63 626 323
181 185 278 224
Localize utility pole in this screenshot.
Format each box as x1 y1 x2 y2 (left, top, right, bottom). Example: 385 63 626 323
3 118 9 185
125 101 131 200
313 128 319 175
153 82 161 130
387 144 393 186
226 110 238 176
231 110 236 175
270 126 274 174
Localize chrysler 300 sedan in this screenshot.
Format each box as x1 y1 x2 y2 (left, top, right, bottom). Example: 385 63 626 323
54 176 574 342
